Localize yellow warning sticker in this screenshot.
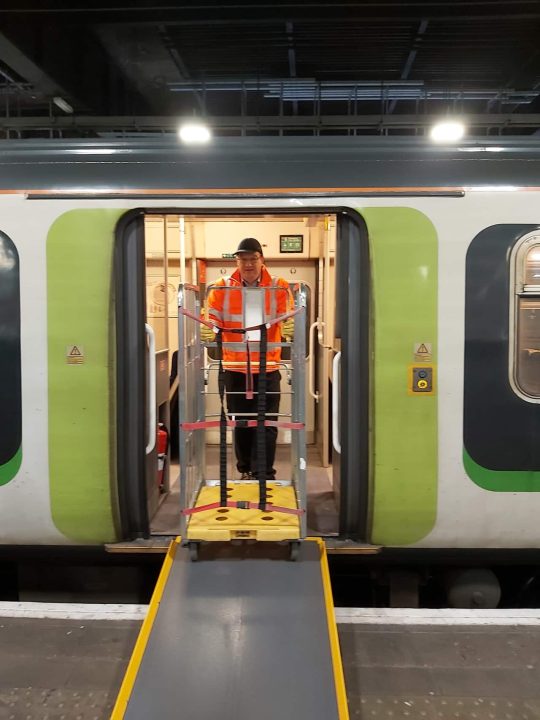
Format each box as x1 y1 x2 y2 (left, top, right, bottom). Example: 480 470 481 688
414 342 432 362
66 345 84 364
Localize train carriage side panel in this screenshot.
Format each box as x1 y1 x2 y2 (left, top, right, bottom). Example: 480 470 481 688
361 207 438 546
47 209 124 543
0 199 78 544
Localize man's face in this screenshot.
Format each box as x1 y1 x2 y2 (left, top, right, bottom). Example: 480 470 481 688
236 252 263 284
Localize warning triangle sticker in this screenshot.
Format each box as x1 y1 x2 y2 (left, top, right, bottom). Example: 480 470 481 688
69 346 82 356
416 343 429 354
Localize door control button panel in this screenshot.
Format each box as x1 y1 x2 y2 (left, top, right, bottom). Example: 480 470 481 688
410 365 434 394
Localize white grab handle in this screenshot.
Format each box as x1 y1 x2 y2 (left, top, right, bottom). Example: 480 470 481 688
145 323 157 454
308 320 320 401
332 351 341 454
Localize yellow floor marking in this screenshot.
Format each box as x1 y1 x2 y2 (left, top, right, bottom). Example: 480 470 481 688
314 537 350 720
110 538 179 719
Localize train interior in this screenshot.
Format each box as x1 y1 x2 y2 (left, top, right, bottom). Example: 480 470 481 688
142 212 341 537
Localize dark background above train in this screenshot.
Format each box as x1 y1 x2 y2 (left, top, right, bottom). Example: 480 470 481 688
0 1 539 139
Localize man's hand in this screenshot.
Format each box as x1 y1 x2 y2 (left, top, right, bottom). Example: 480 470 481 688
281 317 295 341
200 323 216 343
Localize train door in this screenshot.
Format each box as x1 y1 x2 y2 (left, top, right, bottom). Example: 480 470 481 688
116 209 368 542
333 212 369 539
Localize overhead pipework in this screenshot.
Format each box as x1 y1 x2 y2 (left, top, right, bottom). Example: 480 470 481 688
168 78 540 107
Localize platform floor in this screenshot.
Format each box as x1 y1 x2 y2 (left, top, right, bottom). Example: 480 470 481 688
0 616 140 719
2 609 540 719
339 620 540 720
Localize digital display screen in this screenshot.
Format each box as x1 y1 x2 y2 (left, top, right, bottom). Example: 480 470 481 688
280 234 304 253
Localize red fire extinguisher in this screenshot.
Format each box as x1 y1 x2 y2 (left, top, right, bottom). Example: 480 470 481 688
157 424 169 489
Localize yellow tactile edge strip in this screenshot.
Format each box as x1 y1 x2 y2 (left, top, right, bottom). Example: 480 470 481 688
313 537 350 720
110 537 179 719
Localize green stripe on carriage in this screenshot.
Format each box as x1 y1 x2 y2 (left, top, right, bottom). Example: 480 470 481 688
47 210 123 542
0 446 22 486
463 448 540 492
362 207 438 546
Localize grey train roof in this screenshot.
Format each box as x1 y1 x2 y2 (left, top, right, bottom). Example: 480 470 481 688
0 137 539 192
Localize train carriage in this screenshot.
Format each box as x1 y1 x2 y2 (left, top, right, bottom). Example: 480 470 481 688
1 136 540 557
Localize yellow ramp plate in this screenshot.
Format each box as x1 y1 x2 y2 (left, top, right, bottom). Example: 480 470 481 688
187 482 300 541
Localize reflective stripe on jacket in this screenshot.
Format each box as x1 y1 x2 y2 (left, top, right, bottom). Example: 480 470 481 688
207 266 293 372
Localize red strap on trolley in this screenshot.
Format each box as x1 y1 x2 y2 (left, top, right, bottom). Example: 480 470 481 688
245 338 254 399
179 306 302 333
182 501 305 517
181 420 304 430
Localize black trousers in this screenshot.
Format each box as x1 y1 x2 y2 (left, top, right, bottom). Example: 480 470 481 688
224 370 281 479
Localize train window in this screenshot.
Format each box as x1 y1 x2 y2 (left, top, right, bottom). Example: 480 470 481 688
511 234 540 400
523 245 540 287
0 232 21 484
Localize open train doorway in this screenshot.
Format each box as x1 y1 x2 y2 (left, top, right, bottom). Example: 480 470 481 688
116 209 369 541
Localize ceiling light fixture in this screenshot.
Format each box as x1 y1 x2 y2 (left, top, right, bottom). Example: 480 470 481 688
53 96 74 114
178 122 212 144
429 119 465 143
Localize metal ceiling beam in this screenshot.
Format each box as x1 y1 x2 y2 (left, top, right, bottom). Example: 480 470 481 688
157 24 204 113
94 25 184 114
389 19 429 114
286 21 298 116
1 113 539 133
2 4 540 25
0 31 71 100
167 79 540 105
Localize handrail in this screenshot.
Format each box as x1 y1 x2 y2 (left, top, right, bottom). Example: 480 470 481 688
145 323 157 454
308 320 320 401
332 351 341 454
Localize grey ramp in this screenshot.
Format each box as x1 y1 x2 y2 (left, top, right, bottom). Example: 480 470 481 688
124 540 340 720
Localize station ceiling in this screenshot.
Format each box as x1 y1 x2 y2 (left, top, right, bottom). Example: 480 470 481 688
1 1 540 138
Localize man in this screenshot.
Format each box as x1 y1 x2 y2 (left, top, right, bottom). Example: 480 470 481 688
203 238 294 481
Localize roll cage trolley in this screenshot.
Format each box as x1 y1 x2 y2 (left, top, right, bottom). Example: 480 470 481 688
177 282 308 560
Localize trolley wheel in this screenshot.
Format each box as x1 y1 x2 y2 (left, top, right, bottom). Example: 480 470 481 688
188 542 200 562
289 541 301 561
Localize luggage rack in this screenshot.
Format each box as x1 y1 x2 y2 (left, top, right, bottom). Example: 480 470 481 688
177 282 307 559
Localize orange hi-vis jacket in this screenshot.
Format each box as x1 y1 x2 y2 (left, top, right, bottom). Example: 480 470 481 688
206 266 293 373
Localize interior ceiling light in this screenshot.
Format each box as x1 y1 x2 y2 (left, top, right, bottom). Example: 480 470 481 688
53 96 74 114
429 119 466 143
178 122 212 144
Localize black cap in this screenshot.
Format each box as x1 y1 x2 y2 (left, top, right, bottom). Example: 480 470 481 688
234 237 263 256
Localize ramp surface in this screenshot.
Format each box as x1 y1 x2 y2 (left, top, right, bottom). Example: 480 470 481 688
114 538 346 719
